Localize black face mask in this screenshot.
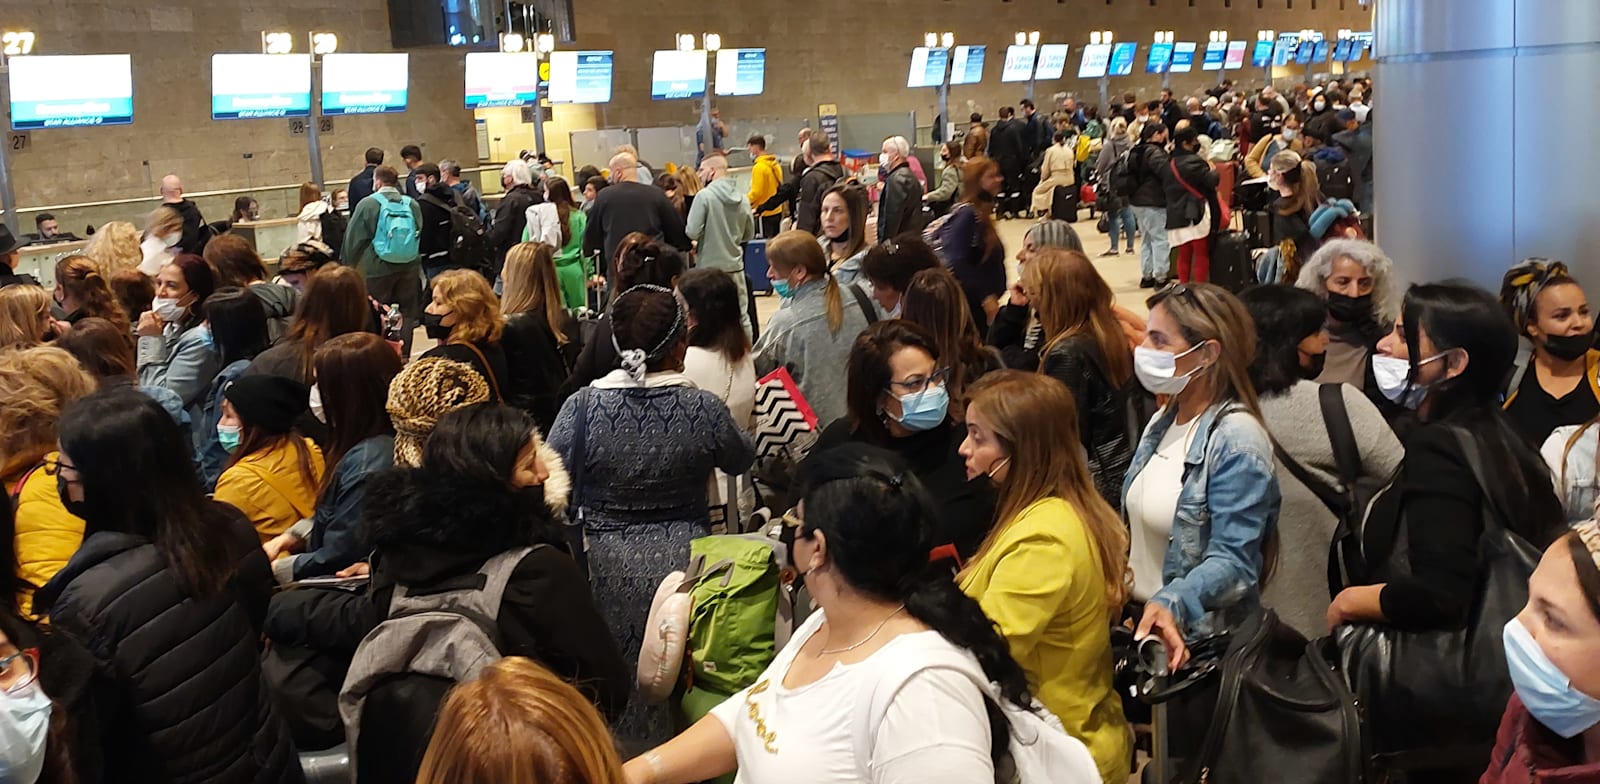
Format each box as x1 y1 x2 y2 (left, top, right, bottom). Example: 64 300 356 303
422 312 451 341
58 472 91 520
827 226 851 244
1301 351 1328 381
1543 331 1594 363
1326 291 1374 324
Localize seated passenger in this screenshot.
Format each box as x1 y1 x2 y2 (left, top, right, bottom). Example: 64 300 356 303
625 444 1096 784
194 287 271 489
212 374 326 544
53 316 190 425
135 254 219 429
52 255 127 327
0 283 51 349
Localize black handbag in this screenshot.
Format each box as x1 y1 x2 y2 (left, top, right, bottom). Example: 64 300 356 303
1133 608 1370 784
1331 428 1541 773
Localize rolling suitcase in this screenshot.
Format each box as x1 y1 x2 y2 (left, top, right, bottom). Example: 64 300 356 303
1051 185 1080 221
1209 232 1255 293
744 238 772 293
1244 210 1274 249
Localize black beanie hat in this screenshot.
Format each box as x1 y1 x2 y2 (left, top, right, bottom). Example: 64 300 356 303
224 375 309 435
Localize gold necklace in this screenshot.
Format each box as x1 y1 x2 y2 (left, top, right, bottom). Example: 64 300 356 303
819 605 906 655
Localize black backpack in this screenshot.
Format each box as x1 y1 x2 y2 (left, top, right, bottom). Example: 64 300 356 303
1317 158 1356 201
1111 146 1141 198
1270 383 1391 595
419 191 492 275
319 210 348 257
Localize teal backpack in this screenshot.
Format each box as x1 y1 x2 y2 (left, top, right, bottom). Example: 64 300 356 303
372 194 419 263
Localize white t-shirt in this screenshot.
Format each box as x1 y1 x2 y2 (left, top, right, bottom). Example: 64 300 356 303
684 346 757 429
1126 415 1199 601
709 609 994 784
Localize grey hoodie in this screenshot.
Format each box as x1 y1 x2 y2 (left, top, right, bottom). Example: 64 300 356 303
250 282 300 345
687 175 754 274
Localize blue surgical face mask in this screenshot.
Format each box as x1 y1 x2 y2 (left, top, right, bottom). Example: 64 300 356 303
892 384 949 432
771 279 793 299
0 677 51 784
217 423 242 454
1504 617 1600 738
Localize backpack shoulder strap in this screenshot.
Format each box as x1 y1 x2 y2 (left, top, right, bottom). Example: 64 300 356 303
387 546 537 622
1319 383 1360 489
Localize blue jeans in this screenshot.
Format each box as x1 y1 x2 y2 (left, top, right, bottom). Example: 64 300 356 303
1132 206 1170 280
1107 206 1137 250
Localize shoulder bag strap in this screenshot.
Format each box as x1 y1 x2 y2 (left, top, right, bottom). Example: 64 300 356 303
458 341 504 402
845 282 879 326
1319 383 1361 491
566 389 590 574
1447 426 1510 531
1272 440 1345 514
1171 158 1206 202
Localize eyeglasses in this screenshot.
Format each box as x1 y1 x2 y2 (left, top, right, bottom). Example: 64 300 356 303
42 455 78 481
0 648 38 694
886 367 951 396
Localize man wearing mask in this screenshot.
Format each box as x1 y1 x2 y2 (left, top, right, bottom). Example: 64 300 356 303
688 154 756 338
412 163 464 282
582 152 692 288
987 107 1028 219
877 135 925 241
1249 91 1285 144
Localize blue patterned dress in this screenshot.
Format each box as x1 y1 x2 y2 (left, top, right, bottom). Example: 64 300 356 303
547 382 755 750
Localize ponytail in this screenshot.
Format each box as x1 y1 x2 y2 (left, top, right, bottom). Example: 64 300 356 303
823 272 844 333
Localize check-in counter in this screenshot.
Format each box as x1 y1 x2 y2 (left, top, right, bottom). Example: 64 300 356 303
229 218 300 271
15 240 90 287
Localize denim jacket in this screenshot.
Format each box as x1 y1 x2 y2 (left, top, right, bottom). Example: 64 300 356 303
1122 400 1281 638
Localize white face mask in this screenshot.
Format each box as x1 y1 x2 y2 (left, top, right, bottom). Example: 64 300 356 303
1134 342 1209 396
1371 353 1447 410
0 679 52 784
1282 128 1299 141
152 296 185 323
309 383 325 424
162 232 182 248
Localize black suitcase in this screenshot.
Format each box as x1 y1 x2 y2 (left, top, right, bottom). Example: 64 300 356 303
1051 185 1079 221
1244 210 1274 249
1210 231 1255 293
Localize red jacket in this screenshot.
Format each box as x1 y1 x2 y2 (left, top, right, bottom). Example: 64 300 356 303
1482 695 1600 784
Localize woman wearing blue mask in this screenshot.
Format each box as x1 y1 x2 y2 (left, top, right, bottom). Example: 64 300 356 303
754 231 870 426
212 374 325 544
1121 282 1280 672
1331 282 1565 778
815 320 996 559
1484 518 1600 781
956 370 1133 784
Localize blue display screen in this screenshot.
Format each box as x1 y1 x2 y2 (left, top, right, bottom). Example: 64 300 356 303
908 47 948 88
1295 42 1316 65
1313 41 1331 62
1170 43 1197 73
949 45 985 85
1108 42 1138 77
715 48 765 96
1201 43 1226 71
1250 40 1274 68
1146 43 1173 74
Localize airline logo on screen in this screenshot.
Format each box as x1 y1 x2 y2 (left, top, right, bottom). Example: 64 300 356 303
213 93 311 119
324 91 408 115
14 99 134 129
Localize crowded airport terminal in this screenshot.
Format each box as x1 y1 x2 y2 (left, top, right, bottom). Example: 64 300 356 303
1 0 1596 782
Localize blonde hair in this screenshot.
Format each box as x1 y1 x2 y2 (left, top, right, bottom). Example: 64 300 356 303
1270 151 1322 218
0 346 98 478
145 205 183 238
416 657 626 784
501 243 569 346
83 221 143 277
431 269 505 344
1024 249 1132 386
0 285 51 349
298 181 322 210
962 371 1131 617
54 255 128 325
767 230 843 333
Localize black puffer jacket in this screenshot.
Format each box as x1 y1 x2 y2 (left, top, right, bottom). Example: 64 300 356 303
263 465 629 783
34 505 302 784
1161 147 1221 232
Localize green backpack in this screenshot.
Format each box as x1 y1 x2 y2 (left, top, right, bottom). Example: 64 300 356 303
683 535 784 696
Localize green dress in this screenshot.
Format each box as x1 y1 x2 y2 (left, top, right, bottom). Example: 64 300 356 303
522 207 591 311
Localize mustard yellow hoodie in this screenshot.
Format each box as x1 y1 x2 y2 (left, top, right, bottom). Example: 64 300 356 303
214 437 326 543
748 153 784 217
10 453 85 620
